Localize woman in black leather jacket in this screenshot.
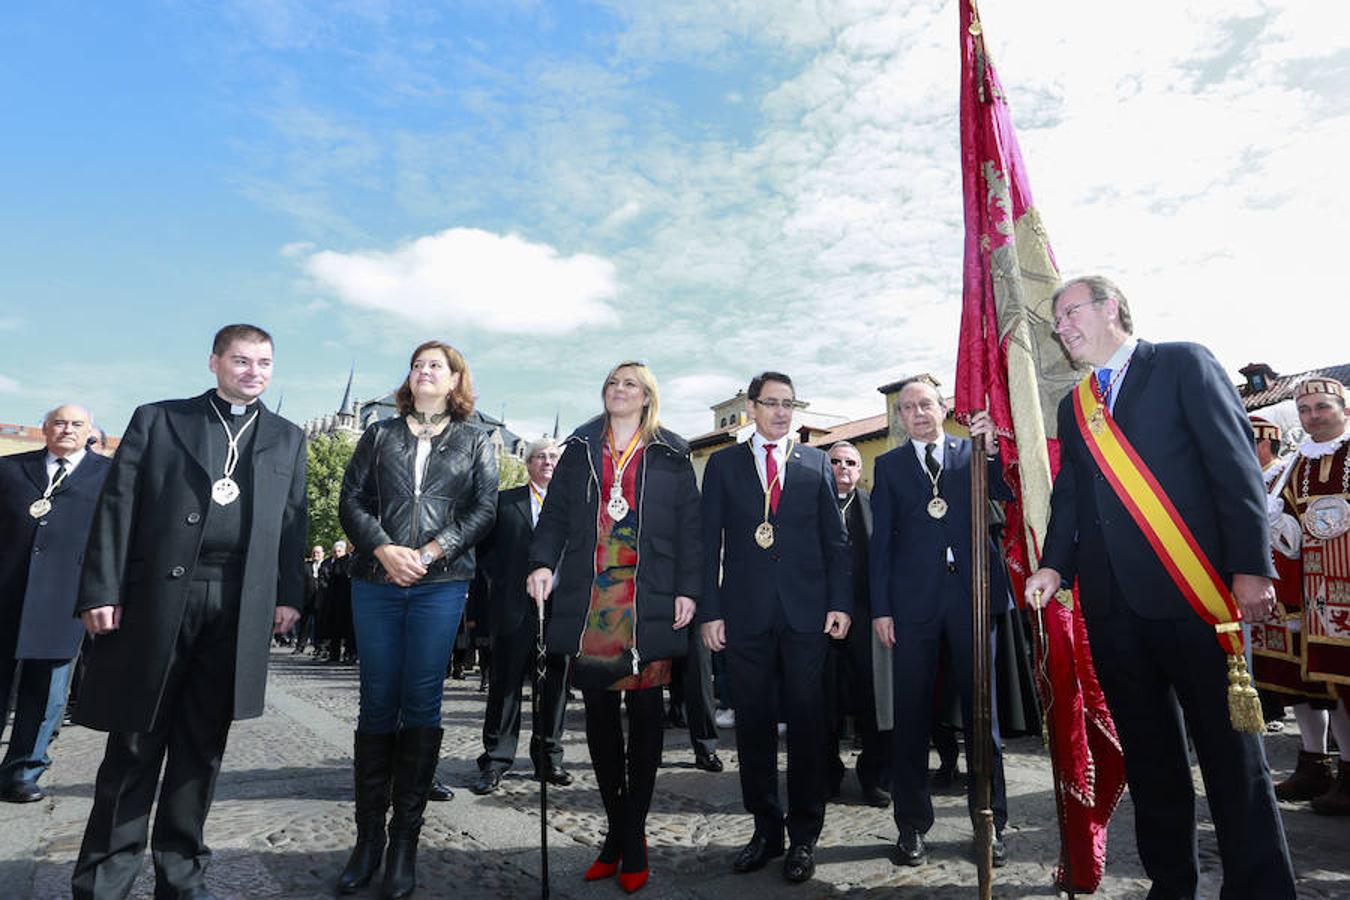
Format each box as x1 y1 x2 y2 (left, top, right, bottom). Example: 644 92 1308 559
335 340 497 900
527 361 700 893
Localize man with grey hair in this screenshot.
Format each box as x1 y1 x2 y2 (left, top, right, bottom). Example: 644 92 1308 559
471 436 572 794
0 404 110 803
1026 277 1295 897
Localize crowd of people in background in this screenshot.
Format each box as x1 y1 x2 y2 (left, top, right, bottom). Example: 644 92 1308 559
4 274 1348 900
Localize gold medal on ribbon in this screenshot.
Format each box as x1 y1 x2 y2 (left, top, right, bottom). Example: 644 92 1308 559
29 498 52 518
754 521 775 549
212 476 241 506
927 496 948 519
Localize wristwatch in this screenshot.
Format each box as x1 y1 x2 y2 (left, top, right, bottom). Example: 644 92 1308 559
419 549 435 566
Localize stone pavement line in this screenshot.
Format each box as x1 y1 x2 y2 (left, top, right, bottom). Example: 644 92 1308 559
4 648 1347 898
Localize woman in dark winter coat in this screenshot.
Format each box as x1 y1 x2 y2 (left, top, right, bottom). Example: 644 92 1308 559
336 340 498 899
527 361 701 893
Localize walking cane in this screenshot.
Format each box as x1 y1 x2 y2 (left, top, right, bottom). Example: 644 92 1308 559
1034 590 1075 899
534 600 551 899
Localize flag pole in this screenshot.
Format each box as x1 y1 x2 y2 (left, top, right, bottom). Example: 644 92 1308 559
534 602 551 899
970 429 994 900
1034 594 1076 898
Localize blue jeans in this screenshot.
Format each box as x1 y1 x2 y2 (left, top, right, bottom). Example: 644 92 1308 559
352 578 468 733
0 657 74 788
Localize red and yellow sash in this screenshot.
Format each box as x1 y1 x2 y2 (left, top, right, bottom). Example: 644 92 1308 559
1071 377 1263 732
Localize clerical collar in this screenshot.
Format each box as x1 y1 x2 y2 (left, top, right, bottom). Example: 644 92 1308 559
211 392 255 418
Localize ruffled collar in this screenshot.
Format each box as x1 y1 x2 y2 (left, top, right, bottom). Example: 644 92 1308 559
1298 430 1349 460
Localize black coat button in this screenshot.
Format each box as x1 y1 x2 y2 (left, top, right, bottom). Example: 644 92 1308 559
170 565 186 578
186 512 201 525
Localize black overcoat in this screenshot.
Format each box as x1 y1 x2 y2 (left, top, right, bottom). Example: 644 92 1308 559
73 391 307 732
529 418 701 663
0 449 110 659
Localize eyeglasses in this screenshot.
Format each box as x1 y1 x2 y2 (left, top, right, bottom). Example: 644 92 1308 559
830 458 860 468
752 398 795 411
1053 298 1103 330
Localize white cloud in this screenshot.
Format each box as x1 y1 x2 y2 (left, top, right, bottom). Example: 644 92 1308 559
0 374 20 394
301 227 622 334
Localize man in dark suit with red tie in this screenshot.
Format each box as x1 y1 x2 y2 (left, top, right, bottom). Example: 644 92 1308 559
0 404 110 803
699 371 851 884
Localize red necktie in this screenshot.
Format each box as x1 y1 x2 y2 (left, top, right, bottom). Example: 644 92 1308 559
764 443 781 514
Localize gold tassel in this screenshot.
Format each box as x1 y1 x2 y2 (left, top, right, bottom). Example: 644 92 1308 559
1226 654 1265 734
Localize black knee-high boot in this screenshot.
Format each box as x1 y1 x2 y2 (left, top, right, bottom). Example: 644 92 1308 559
622 688 664 873
339 731 396 893
381 727 443 900
584 691 629 865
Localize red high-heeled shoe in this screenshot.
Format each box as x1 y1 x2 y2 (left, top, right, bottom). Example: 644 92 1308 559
583 855 620 881
618 840 649 893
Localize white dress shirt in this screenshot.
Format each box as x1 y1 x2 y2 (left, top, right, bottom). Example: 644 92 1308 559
46 448 87 484
529 481 548 527
910 436 955 563
1097 337 1139 414
750 431 790 491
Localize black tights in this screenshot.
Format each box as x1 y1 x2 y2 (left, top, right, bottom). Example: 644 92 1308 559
583 686 664 872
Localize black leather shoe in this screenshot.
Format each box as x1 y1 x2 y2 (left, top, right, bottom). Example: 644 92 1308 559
0 781 44 803
428 778 453 802
694 750 724 773
732 834 784 873
990 833 1008 868
470 769 503 795
894 828 927 867
859 784 891 808
541 768 573 787
782 844 814 883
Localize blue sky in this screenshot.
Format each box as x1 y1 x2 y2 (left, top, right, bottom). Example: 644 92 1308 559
2 1 1345 441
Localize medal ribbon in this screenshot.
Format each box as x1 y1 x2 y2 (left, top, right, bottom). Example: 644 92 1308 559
606 428 642 489
210 400 260 484
760 439 793 525
41 460 72 501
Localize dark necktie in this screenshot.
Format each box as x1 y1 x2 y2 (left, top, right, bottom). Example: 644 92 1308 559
49 457 69 491
764 444 781 514
924 442 940 480
1096 367 1113 407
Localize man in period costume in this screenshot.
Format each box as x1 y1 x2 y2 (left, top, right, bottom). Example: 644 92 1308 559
870 379 1010 867
824 440 891 808
1266 376 1350 814
0 405 110 802
699 371 851 884
472 437 572 794
1025 276 1295 898
71 324 306 899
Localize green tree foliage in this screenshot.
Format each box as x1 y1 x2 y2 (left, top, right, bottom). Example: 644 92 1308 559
498 452 528 489
307 432 356 547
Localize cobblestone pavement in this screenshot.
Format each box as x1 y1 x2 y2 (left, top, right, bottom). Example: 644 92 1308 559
2 649 1347 899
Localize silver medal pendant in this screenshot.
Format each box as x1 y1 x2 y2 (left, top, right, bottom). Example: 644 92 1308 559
29 498 52 518
607 493 630 521
927 496 948 519
212 477 241 506
754 521 775 549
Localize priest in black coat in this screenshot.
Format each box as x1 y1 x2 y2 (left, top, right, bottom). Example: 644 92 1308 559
71 325 307 900
0 404 109 803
